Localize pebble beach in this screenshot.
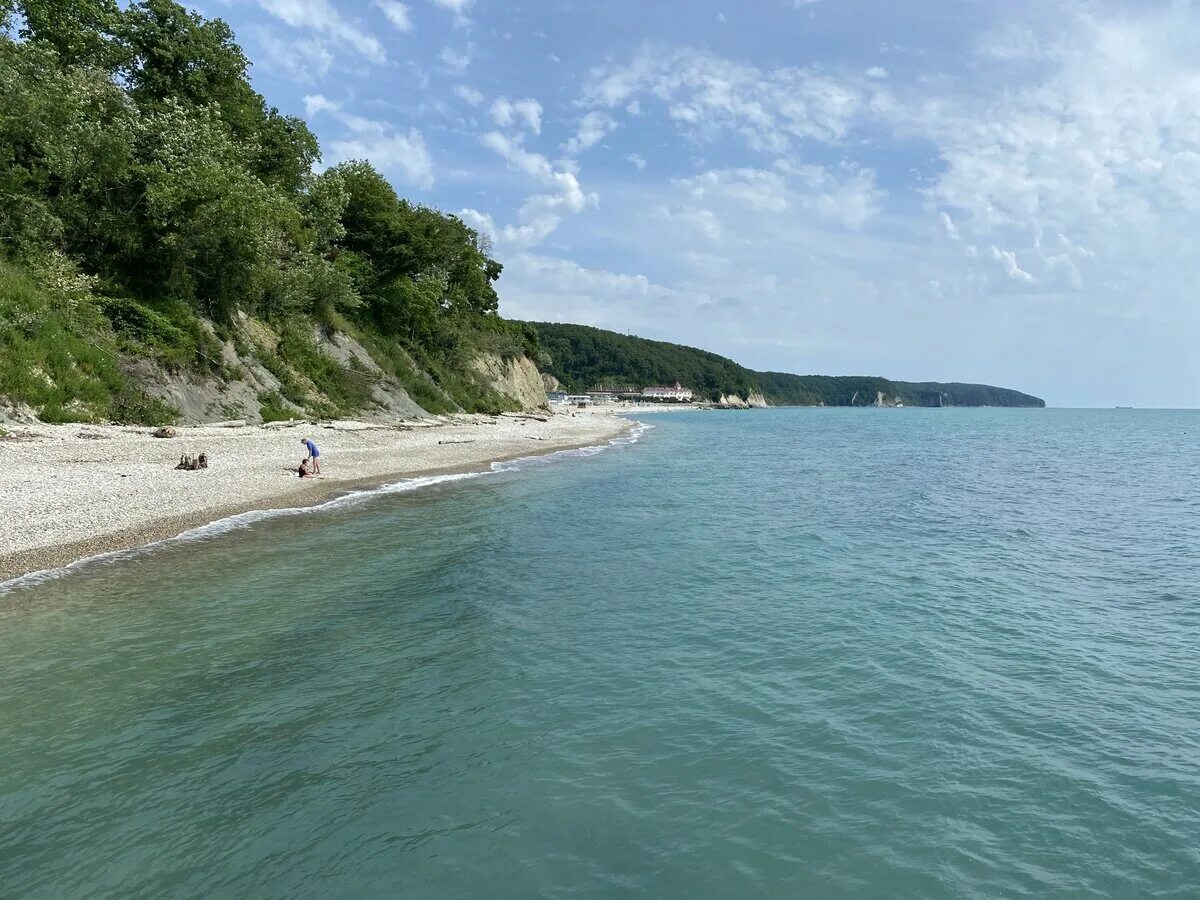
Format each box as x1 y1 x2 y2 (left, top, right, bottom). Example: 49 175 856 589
0 411 629 583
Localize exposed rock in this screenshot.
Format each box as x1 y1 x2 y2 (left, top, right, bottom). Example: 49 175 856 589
541 372 562 392
472 353 550 411
152 426 177 438
0 402 40 426
716 393 750 409
746 391 769 409
312 327 431 421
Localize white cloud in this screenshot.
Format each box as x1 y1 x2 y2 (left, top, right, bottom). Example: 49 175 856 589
476 132 597 248
679 163 884 229
496 254 713 331
627 153 646 170
256 0 385 63
372 0 412 32
254 29 335 82
490 97 544 134
939 211 961 241
454 85 484 106
563 111 615 156
302 93 339 117
654 206 722 241
329 129 434 189
439 45 473 75
991 246 1033 283
433 0 472 28
866 66 888 79
582 45 867 152
316 107 434 189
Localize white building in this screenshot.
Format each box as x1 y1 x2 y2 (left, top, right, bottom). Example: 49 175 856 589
641 382 694 402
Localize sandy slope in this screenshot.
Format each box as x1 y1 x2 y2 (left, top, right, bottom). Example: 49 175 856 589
0 411 629 582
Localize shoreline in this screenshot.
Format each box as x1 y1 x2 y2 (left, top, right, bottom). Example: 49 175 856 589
0 412 633 587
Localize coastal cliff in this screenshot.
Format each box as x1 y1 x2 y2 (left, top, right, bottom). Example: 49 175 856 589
527 322 1046 408
471 353 550 411
0 4 553 426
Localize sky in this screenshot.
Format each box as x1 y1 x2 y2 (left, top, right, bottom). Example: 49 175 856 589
196 0 1200 407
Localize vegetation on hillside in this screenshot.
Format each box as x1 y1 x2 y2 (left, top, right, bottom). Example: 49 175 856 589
527 323 1045 408
0 0 530 422
754 372 1045 408
530 322 758 401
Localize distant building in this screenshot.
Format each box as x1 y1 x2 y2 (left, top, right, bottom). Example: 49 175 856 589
564 394 593 407
547 391 569 404
585 391 617 405
641 382 694 402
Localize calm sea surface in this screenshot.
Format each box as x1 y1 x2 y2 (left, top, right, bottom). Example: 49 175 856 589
2 408 1199 898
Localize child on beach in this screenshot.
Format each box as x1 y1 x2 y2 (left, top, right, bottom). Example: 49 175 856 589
298 458 314 478
301 437 321 475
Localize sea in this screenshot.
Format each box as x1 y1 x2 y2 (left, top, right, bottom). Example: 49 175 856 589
1 408 1198 898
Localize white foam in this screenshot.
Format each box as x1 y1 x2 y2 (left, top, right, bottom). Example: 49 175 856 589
0 420 652 596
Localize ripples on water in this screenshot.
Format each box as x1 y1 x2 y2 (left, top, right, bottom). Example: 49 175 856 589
2 409 1199 898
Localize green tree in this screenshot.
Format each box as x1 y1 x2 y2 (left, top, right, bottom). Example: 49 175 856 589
19 0 123 68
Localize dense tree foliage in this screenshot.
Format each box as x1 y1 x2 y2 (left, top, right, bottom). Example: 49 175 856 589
530 322 758 402
528 324 1045 408
0 0 516 420
755 372 1045 408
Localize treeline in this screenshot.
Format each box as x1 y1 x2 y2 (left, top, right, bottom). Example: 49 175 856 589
0 0 528 422
754 373 1045 408
527 323 1045 408
530 323 758 400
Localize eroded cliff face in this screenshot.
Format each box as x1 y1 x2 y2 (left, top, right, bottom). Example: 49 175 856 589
471 353 550 411
134 313 434 424
124 314 549 423
716 393 749 408
747 391 769 408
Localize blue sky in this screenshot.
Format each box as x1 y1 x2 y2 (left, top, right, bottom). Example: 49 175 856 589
199 0 1200 406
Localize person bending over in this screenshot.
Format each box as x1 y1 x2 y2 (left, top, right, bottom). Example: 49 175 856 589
301 437 321 475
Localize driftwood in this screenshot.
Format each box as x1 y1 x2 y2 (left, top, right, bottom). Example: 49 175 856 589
175 452 208 471
500 413 550 422
438 439 475 445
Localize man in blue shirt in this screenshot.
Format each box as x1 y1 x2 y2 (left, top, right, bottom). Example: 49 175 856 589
301 437 321 475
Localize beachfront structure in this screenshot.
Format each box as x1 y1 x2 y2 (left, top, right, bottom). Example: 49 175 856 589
564 394 593 406
547 391 569 404
585 392 617 405
641 382 695 402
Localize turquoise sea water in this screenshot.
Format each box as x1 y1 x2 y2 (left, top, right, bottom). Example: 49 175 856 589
2 408 1199 898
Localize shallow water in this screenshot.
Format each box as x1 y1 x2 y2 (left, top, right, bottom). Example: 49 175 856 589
2 409 1199 898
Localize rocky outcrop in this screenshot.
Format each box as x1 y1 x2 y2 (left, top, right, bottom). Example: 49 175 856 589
471 353 550 411
127 313 550 424
716 393 750 409
746 391 769 409
135 314 434 425
313 327 430 420
541 372 562 393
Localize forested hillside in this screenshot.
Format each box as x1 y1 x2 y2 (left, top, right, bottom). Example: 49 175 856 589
0 0 538 424
753 372 1045 408
528 323 1045 407
531 323 758 399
